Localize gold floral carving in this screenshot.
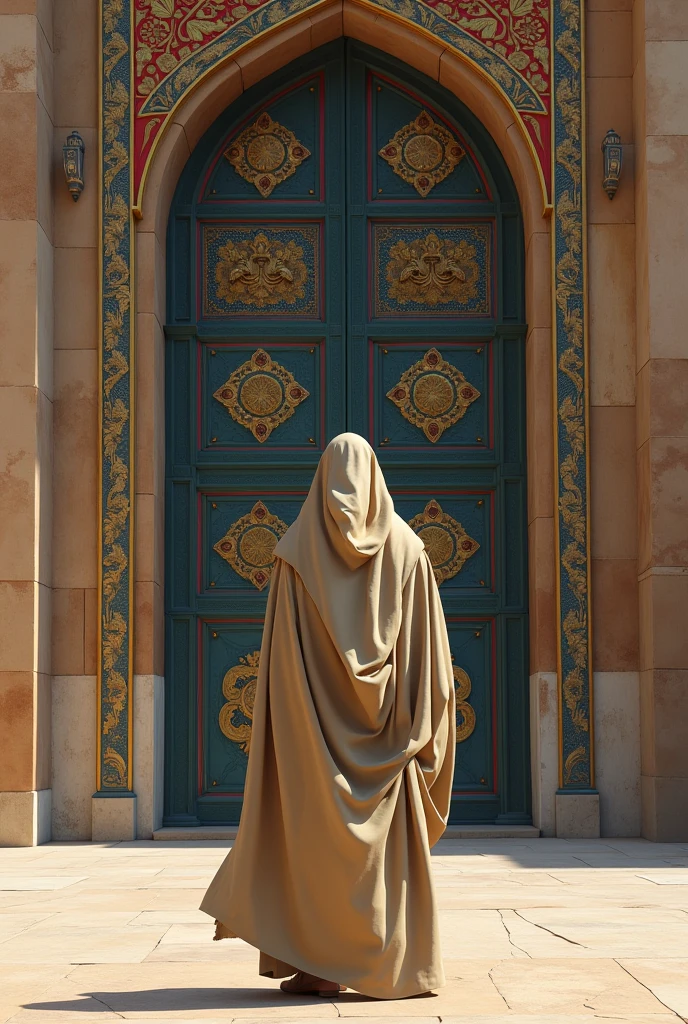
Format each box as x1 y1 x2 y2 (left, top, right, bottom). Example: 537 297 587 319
386 231 481 306
409 500 480 585
453 666 477 743
386 348 480 442
219 650 259 754
224 112 311 197
213 348 309 442
215 231 308 308
213 500 287 591
379 110 465 196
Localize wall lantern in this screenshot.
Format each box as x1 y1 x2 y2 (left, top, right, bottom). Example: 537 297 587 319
602 128 623 200
63 131 85 202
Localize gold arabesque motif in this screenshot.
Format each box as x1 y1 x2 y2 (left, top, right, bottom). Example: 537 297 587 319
218 651 260 754
224 112 311 197
213 349 310 443
215 231 308 308
386 348 480 442
409 500 480 585
453 666 477 743
379 110 465 196
213 500 287 591
386 231 481 306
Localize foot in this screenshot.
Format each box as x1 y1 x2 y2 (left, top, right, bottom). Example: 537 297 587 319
280 971 346 997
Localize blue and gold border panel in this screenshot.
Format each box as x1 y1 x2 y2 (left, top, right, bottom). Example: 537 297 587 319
552 0 594 792
97 0 134 793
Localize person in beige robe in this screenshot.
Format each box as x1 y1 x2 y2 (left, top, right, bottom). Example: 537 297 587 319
200 432 456 1000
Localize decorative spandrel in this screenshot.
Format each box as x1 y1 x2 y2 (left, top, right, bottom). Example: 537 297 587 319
213 500 287 591
409 500 479 585
374 224 492 316
379 110 465 197
219 651 259 754
386 348 480 443
453 666 476 743
213 348 310 443
224 112 311 198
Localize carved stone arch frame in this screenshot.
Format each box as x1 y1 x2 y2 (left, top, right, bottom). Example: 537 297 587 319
96 0 594 837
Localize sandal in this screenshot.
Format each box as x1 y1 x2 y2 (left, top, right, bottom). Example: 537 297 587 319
280 971 346 997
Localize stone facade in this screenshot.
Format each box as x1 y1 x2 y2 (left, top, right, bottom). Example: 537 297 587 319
0 0 685 844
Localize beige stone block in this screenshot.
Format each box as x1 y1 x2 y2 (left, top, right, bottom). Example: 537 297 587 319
135 313 165 498
645 135 688 359
135 492 164 587
0 387 37 581
235 19 312 92
0 581 35 672
52 348 98 588
0 92 36 219
525 328 554 523
638 358 688 441
588 0 632 9
170 60 242 156
133 674 165 839
529 671 558 836
138 122 190 252
645 0 688 40
639 668 688 778
35 5 52 113
594 671 641 836
588 141 635 225
645 41 688 135
51 589 84 675
592 558 639 671
637 437 651 572
528 517 557 674
0 671 35 790
36 90 53 242
342 2 379 45
0 221 38 388
0 788 51 845
134 581 164 677
619 960 688 1019
36 221 53 400
588 224 636 406
556 793 601 839
505 121 549 241
91 794 137 842
136 230 165 323
591 406 637 558
53 0 97 127
35 668 50 789
587 11 634 78
53 125 97 248
52 674 96 840
525 231 551 331
309 3 343 49
83 586 97 675
54 247 97 349
638 572 688 670
586 75 634 148
638 436 688 570
641 775 688 841
369 17 444 82
0 13 36 91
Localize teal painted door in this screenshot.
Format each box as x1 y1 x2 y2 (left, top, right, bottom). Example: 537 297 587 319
165 41 529 827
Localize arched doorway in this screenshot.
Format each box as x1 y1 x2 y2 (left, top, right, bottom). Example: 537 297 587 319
164 40 529 827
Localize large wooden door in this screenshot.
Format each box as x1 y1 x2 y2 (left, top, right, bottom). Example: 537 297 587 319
165 42 529 827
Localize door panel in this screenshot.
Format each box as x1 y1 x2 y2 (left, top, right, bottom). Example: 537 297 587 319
165 41 529 828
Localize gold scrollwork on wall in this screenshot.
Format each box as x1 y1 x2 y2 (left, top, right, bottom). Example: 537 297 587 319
453 666 476 743
215 231 308 308
379 110 465 196
386 348 480 442
213 348 310 443
224 112 311 197
213 500 287 591
386 231 481 307
219 651 260 754
409 500 479 585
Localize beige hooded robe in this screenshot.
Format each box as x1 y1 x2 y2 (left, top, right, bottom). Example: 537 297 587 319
200 433 456 999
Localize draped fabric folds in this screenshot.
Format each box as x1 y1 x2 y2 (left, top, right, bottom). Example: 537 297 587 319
200 433 456 999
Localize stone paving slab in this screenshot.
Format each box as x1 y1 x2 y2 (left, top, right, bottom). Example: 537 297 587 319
0 839 687 1022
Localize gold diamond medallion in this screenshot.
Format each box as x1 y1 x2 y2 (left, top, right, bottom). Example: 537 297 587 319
213 349 310 443
379 110 464 197
219 651 260 754
224 112 311 197
409 499 480 585
386 348 480 442
213 500 287 590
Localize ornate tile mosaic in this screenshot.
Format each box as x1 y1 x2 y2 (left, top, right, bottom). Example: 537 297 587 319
373 223 492 317
202 224 321 318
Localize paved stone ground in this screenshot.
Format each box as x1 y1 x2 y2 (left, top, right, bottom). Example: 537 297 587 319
1 837 688 1023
